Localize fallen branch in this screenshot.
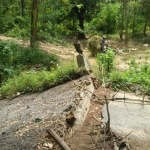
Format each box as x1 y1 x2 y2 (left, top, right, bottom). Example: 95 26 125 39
46 129 71 150
114 100 150 105
105 96 110 133
123 91 129 111
113 98 150 103
124 131 133 139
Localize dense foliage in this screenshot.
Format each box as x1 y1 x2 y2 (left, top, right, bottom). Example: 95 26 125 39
96 49 115 77
0 0 150 42
88 35 101 56
0 40 58 84
0 0 150 98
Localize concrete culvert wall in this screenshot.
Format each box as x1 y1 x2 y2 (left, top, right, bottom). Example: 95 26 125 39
87 35 101 56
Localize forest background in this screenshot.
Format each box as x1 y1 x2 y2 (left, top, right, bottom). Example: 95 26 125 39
0 0 150 98
0 0 150 45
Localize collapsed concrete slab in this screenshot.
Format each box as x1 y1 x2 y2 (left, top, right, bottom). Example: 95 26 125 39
73 78 94 131
102 91 150 149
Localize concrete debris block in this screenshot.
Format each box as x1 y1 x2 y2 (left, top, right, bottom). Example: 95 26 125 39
76 54 92 71
76 54 85 68
102 91 150 143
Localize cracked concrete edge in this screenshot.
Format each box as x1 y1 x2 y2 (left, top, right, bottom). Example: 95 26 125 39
73 77 94 131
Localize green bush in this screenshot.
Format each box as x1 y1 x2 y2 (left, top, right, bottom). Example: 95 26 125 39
14 47 59 70
96 49 115 77
96 49 150 95
0 40 19 83
109 70 130 90
0 40 59 84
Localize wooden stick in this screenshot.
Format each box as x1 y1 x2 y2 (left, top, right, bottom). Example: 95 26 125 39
46 129 71 150
105 96 110 133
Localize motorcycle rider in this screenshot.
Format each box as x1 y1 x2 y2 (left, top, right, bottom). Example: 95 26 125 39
100 35 108 52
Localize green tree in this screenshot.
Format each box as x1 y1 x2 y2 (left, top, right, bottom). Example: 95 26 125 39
140 0 150 36
71 0 100 39
30 0 39 48
20 0 25 17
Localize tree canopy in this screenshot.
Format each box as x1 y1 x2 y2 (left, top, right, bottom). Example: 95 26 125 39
0 0 150 43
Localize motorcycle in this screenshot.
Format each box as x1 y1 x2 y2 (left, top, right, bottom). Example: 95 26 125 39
100 43 108 53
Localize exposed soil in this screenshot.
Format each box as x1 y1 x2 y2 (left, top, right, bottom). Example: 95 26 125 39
66 87 112 150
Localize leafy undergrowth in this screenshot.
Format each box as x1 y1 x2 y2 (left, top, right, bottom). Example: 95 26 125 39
0 64 81 99
0 40 59 84
96 49 150 95
109 62 150 94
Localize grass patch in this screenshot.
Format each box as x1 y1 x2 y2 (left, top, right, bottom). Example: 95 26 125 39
0 63 80 99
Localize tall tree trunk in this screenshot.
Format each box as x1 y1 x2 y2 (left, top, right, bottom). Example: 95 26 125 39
143 18 147 36
30 0 38 49
141 0 150 36
143 14 148 36
78 14 86 39
132 18 135 36
20 0 25 17
132 7 136 36
119 0 125 42
74 6 86 39
125 0 129 44
119 12 124 42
